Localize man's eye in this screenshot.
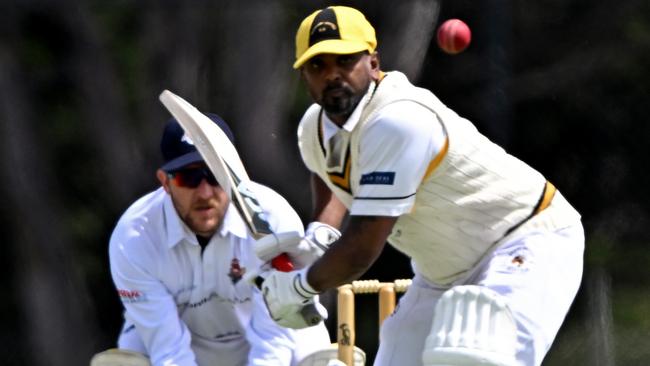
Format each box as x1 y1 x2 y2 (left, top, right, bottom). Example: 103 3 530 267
338 56 353 64
308 59 323 70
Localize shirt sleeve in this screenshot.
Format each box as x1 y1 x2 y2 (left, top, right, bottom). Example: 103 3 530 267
242 187 300 365
256 184 305 236
350 101 446 217
244 185 334 365
109 232 197 366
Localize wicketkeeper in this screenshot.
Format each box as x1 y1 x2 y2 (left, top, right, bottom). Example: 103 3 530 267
96 114 331 365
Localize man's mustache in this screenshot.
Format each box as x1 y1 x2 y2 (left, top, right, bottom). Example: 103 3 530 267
323 84 352 95
193 200 217 210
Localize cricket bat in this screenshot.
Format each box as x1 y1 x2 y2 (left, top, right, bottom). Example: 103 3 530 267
158 89 323 326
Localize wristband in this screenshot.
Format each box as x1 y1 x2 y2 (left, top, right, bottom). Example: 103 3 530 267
293 266 320 299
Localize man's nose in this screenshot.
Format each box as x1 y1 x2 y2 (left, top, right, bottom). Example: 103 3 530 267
195 178 215 197
323 64 342 83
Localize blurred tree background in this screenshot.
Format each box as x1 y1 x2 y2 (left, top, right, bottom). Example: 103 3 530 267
1 0 648 365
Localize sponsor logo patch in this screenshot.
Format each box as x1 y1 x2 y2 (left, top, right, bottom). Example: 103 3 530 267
181 133 194 145
117 289 147 303
360 171 395 185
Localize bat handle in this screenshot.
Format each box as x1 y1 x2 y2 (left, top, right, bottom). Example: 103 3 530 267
300 302 325 326
271 253 294 272
254 253 294 287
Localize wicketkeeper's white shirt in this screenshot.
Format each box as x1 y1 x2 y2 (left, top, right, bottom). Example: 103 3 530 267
109 184 329 366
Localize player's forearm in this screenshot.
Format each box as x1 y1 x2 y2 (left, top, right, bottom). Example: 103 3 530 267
310 174 347 228
306 215 397 291
307 243 371 289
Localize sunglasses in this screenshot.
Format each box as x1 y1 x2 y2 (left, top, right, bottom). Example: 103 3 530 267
168 167 219 188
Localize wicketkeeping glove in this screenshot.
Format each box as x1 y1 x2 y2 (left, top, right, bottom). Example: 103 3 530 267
255 222 340 268
260 266 328 329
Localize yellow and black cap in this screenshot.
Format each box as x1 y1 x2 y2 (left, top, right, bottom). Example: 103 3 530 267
293 6 377 69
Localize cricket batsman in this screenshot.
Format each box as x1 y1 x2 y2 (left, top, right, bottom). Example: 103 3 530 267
255 6 584 366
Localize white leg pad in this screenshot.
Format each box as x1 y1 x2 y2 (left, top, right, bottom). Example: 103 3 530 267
297 343 366 366
89 349 151 366
422 285 517 366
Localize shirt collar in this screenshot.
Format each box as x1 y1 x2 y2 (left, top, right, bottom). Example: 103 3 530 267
322 82 376 139
163 194 249 249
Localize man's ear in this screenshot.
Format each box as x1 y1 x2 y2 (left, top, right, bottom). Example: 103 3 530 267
369 51 381 80
157 169 171 193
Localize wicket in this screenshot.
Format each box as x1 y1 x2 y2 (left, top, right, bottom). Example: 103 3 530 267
337 279 412 365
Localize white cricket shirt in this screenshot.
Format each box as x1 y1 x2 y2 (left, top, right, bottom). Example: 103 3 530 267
298 71 580 285
109 184 329 366
319 87 447 216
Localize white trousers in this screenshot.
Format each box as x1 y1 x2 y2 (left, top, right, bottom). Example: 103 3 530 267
375 223 585 366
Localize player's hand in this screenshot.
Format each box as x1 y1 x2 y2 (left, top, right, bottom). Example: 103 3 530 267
254 222 340 268
260 267 328 329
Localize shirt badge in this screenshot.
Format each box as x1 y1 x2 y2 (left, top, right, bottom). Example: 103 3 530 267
228 258 246 284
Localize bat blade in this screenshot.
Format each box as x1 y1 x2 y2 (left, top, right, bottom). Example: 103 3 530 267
159 90 271 238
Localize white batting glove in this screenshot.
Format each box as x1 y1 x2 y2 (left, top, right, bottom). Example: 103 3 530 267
260 266 328 329
254 222 340 268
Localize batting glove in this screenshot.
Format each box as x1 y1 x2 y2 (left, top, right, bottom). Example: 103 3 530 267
260 266 328 329
255 222 340 268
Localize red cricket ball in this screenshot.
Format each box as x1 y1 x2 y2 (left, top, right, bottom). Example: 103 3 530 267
436 19 472 55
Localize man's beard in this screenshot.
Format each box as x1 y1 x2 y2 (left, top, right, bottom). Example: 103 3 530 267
173 197 220 237
321 85 364 118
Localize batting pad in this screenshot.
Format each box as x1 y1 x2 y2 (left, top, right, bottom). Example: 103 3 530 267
298 343 366 366
90 349 150 366
422 285 517 366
